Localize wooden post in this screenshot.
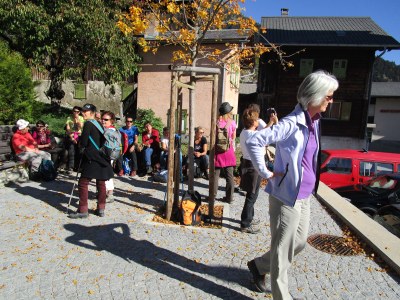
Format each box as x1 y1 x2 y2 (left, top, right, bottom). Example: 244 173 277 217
208 73 219 220
166 72 178 220
188 72 196 190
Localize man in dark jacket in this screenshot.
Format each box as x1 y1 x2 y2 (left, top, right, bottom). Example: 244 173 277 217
69 103 114 219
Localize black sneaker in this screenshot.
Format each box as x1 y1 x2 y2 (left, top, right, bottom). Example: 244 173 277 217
247 260 267 293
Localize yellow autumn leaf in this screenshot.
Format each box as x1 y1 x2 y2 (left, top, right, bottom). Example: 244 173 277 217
88 290 95 295
72 280 77 285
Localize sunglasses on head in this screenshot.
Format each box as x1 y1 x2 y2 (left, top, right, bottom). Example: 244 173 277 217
73 110 80 113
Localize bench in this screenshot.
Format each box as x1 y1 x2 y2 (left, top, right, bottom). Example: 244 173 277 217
0 125 29 187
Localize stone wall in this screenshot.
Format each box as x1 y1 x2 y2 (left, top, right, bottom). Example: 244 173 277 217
34 80 123 118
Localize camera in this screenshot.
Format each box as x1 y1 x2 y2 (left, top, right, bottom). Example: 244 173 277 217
266 107 276 118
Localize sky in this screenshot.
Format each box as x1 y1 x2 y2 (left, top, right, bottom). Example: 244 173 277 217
241 0 400 65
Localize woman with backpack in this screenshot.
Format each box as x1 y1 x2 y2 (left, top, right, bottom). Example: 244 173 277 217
101 111 119 203
214 102 237 203
68 103 114 219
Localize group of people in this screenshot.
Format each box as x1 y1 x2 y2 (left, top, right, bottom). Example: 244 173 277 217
12 69 339 300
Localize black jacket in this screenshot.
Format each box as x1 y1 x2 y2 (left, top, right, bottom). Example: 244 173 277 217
79 120 114 180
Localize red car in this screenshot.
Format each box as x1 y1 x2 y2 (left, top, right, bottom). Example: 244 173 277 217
320 149 400 189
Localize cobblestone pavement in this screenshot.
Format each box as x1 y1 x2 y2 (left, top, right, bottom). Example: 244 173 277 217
1 173 400 300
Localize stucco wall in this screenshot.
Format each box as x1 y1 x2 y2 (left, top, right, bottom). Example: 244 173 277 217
372 97 400 142
138 46 239 136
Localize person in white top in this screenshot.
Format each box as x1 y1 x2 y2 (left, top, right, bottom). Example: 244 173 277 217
160 127 169 170
239 108 262 234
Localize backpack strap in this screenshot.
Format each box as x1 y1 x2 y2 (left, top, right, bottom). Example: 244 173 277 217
217 118 232 130
87 119 104 150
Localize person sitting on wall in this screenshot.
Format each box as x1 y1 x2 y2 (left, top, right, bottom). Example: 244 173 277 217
117 116 140 177
193 126 209 179
142 121 160 174
32 120 64 168
12 119 51 174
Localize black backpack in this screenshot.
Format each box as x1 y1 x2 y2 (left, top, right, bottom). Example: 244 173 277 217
38 159 57 181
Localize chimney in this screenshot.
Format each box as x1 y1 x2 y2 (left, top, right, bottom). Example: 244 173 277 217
281 8 289 16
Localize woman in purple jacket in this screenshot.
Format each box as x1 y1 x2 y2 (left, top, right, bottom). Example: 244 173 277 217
246 70 339 300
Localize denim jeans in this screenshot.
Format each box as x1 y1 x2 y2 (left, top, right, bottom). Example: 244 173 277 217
144 147 153 167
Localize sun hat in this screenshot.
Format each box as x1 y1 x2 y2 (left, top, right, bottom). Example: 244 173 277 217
16 119 29 130
219 102 234 115
81 103 97 112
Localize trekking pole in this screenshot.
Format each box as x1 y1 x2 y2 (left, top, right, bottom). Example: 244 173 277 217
66 152 84 214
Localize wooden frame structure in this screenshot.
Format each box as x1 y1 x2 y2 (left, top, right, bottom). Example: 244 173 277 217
165 65 220 221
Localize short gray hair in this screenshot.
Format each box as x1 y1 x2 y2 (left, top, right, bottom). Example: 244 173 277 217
297 70 339 110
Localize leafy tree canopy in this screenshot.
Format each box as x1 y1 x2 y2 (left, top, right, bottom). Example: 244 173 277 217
0 41 36 124
0 0 141 103
118 0 272 68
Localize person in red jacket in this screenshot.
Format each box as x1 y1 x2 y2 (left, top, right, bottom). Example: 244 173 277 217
12 119 51 173
142 122 160 174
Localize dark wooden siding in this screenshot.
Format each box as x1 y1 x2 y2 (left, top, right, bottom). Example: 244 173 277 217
257 46 375 138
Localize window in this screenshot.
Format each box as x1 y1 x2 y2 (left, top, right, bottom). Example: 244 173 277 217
74 83 86 99
167 109 188 134
325 158 352 174
333 59 348 79
323 101 352 120
299 59 314 77
359 161 393 177
121 83 134 100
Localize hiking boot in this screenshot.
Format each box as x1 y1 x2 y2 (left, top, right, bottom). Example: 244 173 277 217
68 212 89 219
95 209 105 217
241 224 261 234
106 194 114 203
129 170 137 177
247 260 267 293
118 170 124 176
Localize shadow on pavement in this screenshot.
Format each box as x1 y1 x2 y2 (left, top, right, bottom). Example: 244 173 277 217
64 223 254 299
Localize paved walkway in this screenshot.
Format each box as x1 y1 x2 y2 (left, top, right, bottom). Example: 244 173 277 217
1 173 400 299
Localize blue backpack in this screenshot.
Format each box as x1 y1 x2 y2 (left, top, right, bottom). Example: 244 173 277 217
88 120 122 161
38 159 57 181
